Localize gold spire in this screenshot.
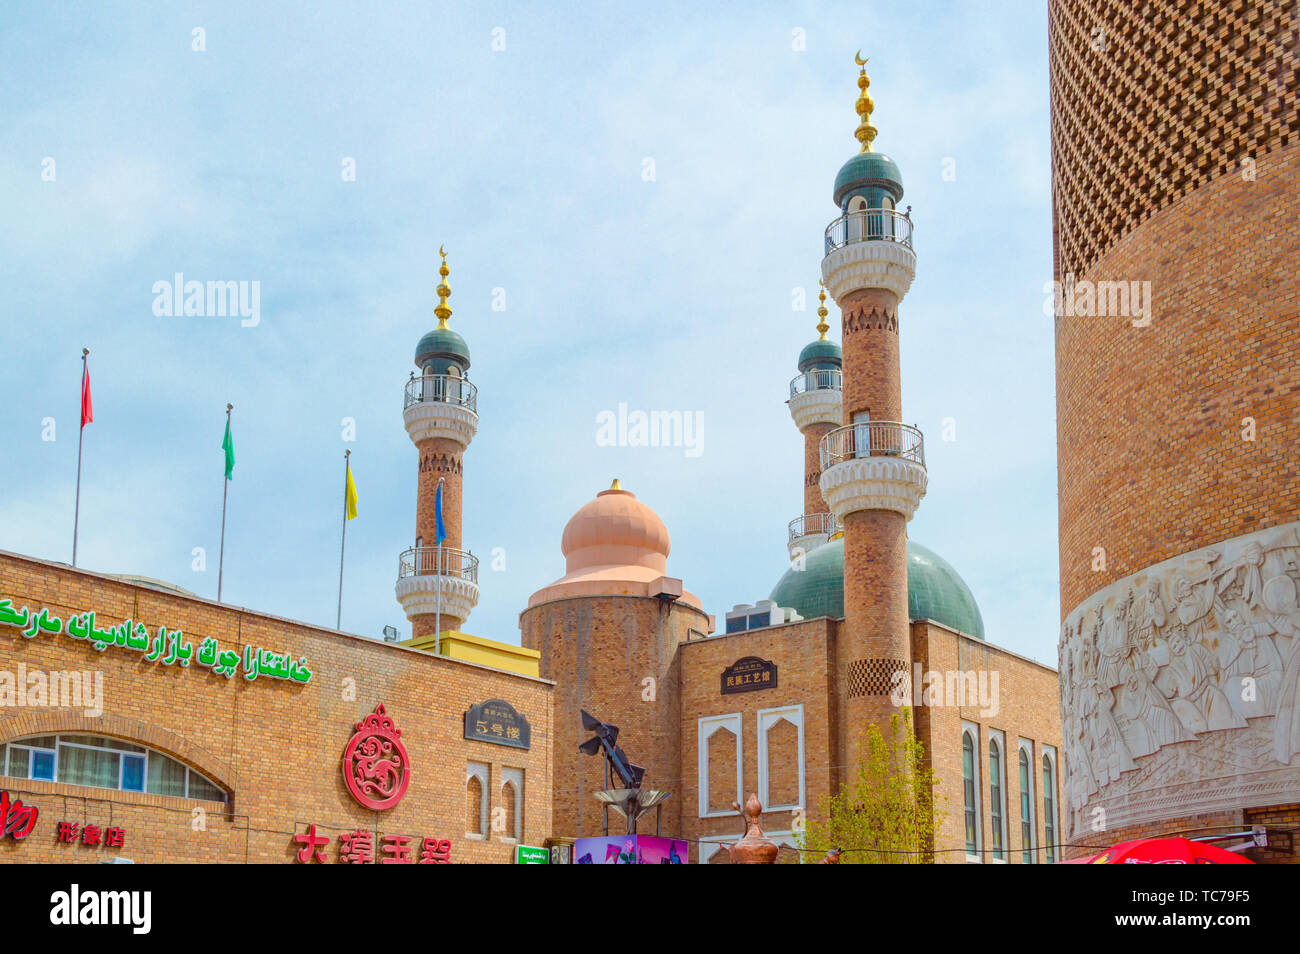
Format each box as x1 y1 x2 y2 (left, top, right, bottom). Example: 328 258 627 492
609 478 622 491
854 50 877 153
434 244 452 329
816 280 830 340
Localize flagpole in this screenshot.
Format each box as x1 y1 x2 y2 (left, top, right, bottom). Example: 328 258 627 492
217 403 232 602
337 449 350 630
435 476 444 657
72 348 89 567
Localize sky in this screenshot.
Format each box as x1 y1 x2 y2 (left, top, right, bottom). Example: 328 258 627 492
0 1 1060 665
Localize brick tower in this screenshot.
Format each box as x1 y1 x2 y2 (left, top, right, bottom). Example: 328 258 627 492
786 282 843 559
395 245 481 638
817 56 927 771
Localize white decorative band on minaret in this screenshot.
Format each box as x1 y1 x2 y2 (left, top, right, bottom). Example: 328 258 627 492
403 400 479 447
788 531 831 560
395 573 480 624
819 456 927 521
821 240 916 305
789 387 842 431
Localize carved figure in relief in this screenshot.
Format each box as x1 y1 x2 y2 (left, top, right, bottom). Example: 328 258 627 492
1216 607 1283 720
1098 593 1134 687
1084 677 1134 785
1116 664 1190 757
1266 575 1300 764
1172 576 1217 642
1161 631 1246 733
1214 542 1266 609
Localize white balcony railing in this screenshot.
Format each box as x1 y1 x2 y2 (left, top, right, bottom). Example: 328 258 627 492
398 546 479 584
404 374 477 413
789 368 843 399
788 512 838 543
819 421 925 470
824 208 914 254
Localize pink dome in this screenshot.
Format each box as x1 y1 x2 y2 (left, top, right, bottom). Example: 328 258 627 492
527 481 701 611
560 484 670 573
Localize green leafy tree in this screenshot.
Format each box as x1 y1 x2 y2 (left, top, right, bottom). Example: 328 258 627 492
798 709 942 863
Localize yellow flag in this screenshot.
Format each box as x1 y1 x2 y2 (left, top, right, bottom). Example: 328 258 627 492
345 462 358 520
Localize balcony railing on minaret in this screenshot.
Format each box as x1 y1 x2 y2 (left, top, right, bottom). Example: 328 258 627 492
824 207 913 254
789 368 843 399
404 374 478 413
398 546 479 584
819 422 926 470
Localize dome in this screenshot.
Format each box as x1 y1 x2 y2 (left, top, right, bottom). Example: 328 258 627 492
833 151 904 207
528 481 702 609
415 327 470 373
798 338 843 372
768 537 985 639
560 482 670 574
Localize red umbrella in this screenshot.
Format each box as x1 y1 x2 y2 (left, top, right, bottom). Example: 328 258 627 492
1068 837 1254 864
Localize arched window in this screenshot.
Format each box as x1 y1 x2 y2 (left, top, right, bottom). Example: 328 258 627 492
1043 750 1058 863
1 734 224 801
962 729 979 858
847 195 868 241
501 766 524 841
466 762 488 837
1019 745 1035 864
989 736 1006 861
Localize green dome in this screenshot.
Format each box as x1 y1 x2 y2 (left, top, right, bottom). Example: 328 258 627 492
415 327 470 373
768 537 985 639
833 151 904 207
798 338 843 372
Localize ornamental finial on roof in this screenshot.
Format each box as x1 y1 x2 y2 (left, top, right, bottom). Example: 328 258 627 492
854 51 877 154
816 280 830 340
435 244 453 329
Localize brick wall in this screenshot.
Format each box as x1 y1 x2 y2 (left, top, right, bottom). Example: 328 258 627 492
0 551 552 864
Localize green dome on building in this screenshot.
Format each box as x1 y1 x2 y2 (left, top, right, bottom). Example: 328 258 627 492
415 327 471 374
833 151 904 207
797 338 843 372
769 537 985 639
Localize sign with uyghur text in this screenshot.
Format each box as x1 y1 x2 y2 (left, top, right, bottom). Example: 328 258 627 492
515 844 549 864
464 699 530 750
721 656 778 694
0 598 313 684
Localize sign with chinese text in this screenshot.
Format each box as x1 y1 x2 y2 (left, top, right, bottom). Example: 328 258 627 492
721 656 778 694
294 824 451 864
464 699 530 750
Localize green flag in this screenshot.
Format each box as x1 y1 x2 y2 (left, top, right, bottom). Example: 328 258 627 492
222 420 235 480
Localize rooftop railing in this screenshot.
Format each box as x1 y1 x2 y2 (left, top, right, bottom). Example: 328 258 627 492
789 368 843 399
404 374 478 413
824 208 914 254
819 421 925 470
397 546 479 584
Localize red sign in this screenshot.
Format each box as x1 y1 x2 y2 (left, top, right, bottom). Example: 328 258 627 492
0 791 38 840
292 825 452 864
341 703 410 810
56 821 125 849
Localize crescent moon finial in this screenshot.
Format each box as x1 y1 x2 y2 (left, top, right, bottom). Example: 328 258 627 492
439 243 446 258
855 50 867 67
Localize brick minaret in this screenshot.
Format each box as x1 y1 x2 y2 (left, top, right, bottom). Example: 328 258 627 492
395 246 481 639
817 57 926 775
786 282 843 559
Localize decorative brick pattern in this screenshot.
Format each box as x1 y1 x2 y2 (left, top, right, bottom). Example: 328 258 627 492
1048 0 1300 279
844 657 908 698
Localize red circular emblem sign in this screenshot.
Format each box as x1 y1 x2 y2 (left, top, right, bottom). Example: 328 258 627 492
341 704 410 810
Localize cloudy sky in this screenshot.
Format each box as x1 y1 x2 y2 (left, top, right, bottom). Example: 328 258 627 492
0 1 1059 665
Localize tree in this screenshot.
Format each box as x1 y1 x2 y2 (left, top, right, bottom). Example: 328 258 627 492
798 709 942 863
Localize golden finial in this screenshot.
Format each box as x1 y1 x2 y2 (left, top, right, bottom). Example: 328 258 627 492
854 50 877 153
816 279 830 340
609 478 622 491
434 243 452 329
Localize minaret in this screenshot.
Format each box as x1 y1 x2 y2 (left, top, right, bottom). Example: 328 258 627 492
786 281 843 558
395 245 481 638
817 55 926 772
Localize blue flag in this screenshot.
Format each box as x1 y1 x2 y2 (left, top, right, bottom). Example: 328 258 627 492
434 482 446 545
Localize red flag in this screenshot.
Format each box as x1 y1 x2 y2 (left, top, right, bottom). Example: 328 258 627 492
80 363 93 429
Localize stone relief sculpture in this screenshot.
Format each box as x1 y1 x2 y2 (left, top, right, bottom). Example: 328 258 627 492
1059 521 1300 823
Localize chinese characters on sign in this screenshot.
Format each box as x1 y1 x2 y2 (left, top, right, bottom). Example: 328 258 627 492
341 704 411 810
721 656 778 694
0 598 313 684
294 824 452 864
464 699 530 750
0 791 39 840
56 822 126 849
